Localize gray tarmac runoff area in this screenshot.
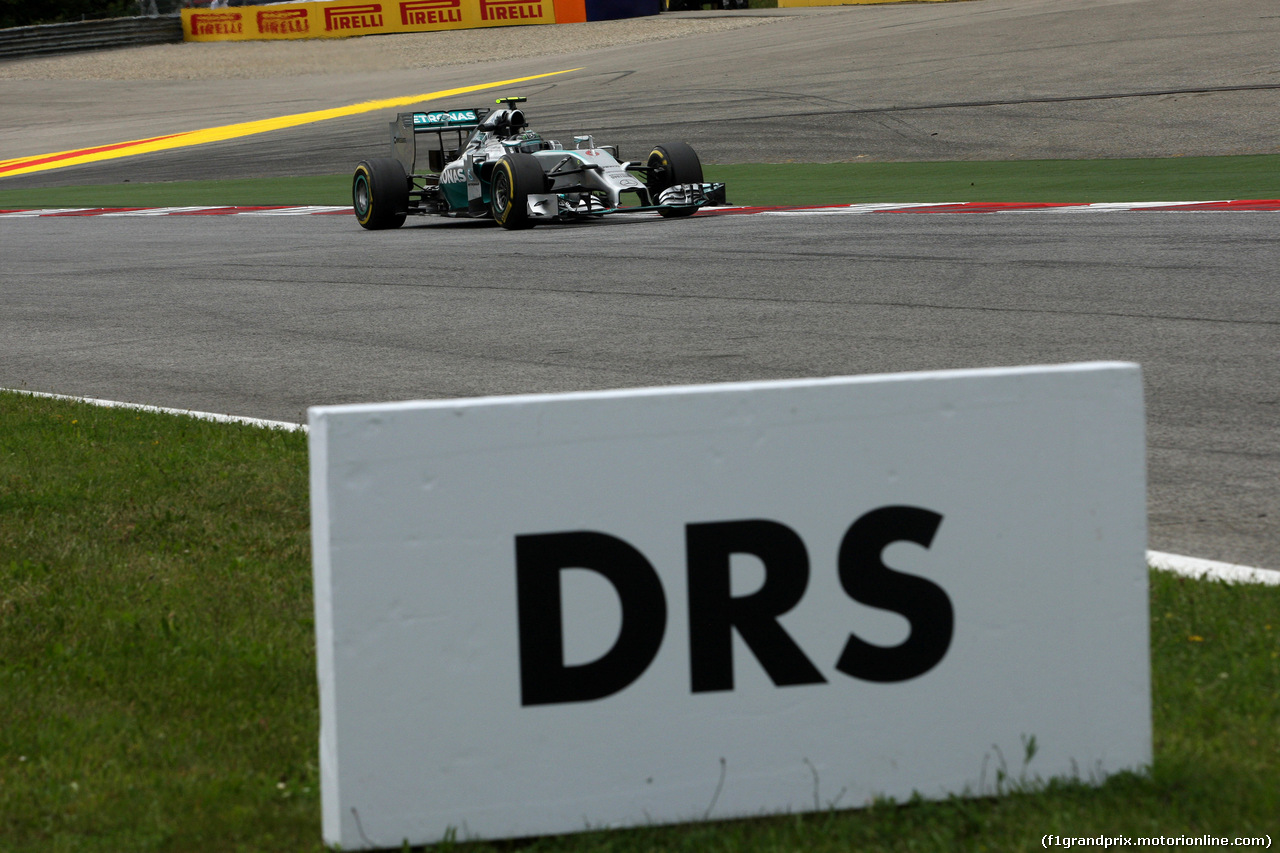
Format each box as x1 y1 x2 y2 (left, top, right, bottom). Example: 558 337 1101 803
1 0 1278 571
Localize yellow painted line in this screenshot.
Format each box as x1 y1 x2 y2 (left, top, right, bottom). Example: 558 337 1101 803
0 68 579 180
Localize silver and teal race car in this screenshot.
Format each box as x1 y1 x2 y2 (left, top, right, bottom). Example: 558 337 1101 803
352 97 727 230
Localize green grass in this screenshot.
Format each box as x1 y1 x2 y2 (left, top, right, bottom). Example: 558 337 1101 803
0 175 350 211
0 393 317 852
706 154 1280 206
1 154 1278 211
2 389 1278 851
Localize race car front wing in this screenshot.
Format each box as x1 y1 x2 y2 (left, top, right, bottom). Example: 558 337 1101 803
656 182 727 208
524 182 728 220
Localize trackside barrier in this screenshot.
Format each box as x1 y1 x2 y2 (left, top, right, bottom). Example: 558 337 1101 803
309 362 1151 850
181 0 658 41
0 15 183 60
777 0 971 5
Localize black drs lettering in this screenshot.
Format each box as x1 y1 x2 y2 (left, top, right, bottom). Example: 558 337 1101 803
515 531 666 706
686 520 826 692
835 506 954 683
514 507 953 705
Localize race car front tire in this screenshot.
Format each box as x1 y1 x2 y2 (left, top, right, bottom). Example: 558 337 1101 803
490 153 544 230
646 142 703 218
353 158 409 230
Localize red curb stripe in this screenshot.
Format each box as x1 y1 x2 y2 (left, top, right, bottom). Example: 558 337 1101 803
885 202 1086 213
0 206 354 217
698 204 838 216
41 207 150 216
1137 200 1280 212
169 206 287 215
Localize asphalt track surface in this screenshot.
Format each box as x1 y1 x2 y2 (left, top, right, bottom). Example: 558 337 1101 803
1 0 1278 569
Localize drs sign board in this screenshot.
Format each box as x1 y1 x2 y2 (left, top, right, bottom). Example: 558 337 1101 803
308 363 1151 850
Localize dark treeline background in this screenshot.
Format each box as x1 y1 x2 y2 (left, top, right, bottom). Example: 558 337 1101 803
2 0 150 27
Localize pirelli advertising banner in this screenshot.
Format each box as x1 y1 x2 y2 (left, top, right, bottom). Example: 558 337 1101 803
183 0 555 41
308 362 1151 850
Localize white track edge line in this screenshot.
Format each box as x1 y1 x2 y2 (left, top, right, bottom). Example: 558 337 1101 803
3 388 306 432
6 387 1278 584
1147 550 1280 586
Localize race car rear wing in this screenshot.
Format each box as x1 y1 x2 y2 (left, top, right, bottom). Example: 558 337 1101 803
391 107 490 175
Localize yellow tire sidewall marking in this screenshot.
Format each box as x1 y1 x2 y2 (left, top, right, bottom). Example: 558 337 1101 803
492 159 513 224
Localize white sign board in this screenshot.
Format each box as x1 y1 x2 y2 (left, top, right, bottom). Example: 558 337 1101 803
308 362 1150 850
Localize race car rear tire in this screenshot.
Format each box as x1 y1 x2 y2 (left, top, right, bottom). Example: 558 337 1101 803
490 153 544 230
646 142 703 218
353 158 409 230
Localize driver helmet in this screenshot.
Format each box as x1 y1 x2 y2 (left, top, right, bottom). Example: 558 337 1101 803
515 131 544 153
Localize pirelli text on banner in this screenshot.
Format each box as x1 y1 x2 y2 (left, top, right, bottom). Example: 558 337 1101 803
182 0 555 41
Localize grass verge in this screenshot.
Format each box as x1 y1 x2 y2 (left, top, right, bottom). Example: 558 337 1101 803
1 154 1278 211
0 175 350 211
706 154 1280 206
2 390 1278 852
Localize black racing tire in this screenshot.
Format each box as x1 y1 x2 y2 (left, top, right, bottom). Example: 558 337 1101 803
353 158 408 230
646 142 703 218
490 153 545 230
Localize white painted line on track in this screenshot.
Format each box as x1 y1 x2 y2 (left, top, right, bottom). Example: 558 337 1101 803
1074 201 1212 212
6 386 1277 584
3 388 305 432
0 208 98 217
234 205 352 216
103 206 213 216
1147 550 1280 587
757 203 945 216
730 200 1280 216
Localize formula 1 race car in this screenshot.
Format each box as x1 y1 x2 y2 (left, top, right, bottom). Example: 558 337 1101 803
352 97 726 230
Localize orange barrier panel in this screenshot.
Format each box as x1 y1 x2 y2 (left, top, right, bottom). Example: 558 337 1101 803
552 0 586 23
